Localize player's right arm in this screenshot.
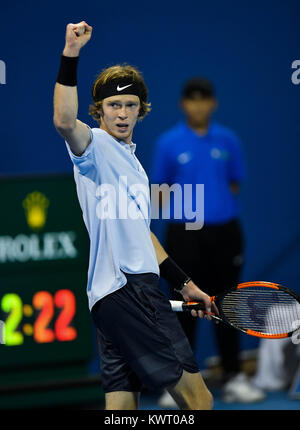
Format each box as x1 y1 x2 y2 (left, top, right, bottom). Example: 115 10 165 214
53 21 93 156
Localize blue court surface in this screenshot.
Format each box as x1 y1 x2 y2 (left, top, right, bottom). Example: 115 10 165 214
139 390 300 410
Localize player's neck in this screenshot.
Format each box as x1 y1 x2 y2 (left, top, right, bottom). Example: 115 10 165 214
100 124 133 145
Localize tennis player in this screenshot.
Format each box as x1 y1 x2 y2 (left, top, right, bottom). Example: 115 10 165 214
53 21 215 410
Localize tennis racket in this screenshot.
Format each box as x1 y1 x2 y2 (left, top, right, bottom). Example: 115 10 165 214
170 281 300 339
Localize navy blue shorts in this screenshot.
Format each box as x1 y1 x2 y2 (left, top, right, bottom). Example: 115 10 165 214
91 272 199 393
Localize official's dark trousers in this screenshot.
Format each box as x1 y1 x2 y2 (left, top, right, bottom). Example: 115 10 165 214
165 218 244 379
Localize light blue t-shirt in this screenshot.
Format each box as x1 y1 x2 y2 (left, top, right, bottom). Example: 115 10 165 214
65 127 159 311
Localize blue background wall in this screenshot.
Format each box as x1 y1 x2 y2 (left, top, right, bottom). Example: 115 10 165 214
1 0 299 367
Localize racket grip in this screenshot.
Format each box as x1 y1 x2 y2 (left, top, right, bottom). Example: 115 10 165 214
169 300 206 312
183 301 206 311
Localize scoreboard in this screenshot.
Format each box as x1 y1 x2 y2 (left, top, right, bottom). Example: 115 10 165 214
0 174 103 408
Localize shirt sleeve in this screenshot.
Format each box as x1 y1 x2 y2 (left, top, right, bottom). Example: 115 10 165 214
227 133 247 183
149 135 176 185
65 125 98 176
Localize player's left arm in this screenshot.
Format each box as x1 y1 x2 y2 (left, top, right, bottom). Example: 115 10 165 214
150 231 168 265
150 231 215 319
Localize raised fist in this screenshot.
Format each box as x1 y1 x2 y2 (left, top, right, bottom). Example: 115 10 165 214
63 21 93 56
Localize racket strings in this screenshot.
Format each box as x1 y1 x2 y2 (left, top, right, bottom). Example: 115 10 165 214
220 287 300 335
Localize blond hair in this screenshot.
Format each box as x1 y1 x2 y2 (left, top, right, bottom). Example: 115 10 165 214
89 64 151 124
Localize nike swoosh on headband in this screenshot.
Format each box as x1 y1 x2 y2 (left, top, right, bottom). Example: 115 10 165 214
117 84 133 91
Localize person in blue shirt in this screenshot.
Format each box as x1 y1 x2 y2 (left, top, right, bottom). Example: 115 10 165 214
151 77 265 404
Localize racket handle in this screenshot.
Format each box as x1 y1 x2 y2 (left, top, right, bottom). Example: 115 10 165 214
169 300 206 312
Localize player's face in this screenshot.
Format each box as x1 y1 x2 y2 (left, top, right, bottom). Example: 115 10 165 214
99 95 140 144
181 95 217 127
